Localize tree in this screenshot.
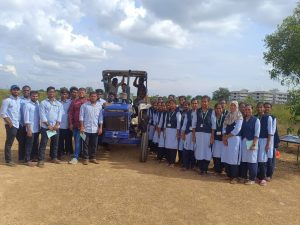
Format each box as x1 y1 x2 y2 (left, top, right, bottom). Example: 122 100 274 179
264 3 300 86
212 87 230 101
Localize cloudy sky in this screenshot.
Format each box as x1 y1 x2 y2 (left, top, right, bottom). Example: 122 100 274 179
0 0 298 96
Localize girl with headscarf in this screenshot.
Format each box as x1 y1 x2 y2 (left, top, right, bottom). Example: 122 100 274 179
222 101 243 184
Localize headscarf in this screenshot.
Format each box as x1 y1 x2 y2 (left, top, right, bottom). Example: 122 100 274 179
223 101 243 126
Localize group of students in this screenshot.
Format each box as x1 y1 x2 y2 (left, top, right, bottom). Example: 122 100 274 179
0 85 107 167
147 95 280 186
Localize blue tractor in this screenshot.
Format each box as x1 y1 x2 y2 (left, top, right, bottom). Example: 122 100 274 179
102 70 151 162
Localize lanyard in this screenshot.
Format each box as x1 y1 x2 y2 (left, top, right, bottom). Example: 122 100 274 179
168 111 175 123
216 116 223 129
201 109 208 123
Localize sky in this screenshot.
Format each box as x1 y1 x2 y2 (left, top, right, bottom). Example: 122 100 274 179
0 0 298 96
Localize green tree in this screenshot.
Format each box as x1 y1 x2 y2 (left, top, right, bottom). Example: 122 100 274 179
264 3 300 85
212 87 230 101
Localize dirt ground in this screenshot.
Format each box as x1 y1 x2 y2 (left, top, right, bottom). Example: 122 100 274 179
0 120 300 225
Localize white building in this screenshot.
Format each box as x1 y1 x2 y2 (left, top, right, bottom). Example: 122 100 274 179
230 89 249 101
229 89 288 104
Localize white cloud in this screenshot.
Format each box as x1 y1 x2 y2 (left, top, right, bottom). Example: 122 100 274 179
101 41 122 51
0 64 17 76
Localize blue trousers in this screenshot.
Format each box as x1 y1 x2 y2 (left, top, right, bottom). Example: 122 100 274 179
199 160 210 172
73 128 83 159
157 147 166 160
226 164 239 179
241 162 258 181
83 133 98 160
4 125 18 163
166 148 177 164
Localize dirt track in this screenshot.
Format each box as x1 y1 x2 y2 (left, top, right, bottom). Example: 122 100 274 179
0 120 300 225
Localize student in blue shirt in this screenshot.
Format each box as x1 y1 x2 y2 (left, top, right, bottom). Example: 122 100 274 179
240 104 260 185
79 92 103 165
24 91 40 166
0 85 21 166
58 88 73 159
16 85 31 162
38 86 63 167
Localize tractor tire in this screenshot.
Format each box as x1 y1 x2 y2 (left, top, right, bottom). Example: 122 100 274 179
140 131 148 162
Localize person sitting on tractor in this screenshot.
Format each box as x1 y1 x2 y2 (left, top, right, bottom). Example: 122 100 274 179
104 77 125 95
106 92 119 104
133 77 146 105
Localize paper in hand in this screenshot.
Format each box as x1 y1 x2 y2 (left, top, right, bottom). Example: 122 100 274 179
80 132 86 141
46 130 57 138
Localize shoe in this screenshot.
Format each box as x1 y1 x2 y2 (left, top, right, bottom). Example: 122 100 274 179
89 159 99 164
230 178 238 184
169 164 175 168
68 158 78 165
181 167 187 171
238 178 245 184
26 161 35 167
37 161 45 168
259 180 267 186
51 158 61 164
266 177 272 182
245 180 255 185
6 161 16 167
83 160 89 165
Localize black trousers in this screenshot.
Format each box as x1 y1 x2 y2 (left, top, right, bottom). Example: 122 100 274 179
266 148 276 178
4 125 18 163
25 132 39 162
241 162 258 181
199 160 210 172
226 164 239 179
58 129 73 157
183 150 196 169
38 128 59 161
166 148 177 164
16 125 26 161
178 151 183 165
157 147 166 160
258 162 267 180
213 157 224 174
83 133 98 160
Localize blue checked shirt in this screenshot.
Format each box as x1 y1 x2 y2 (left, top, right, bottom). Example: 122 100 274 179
39 98 63 129
0 95 21 128
59 99 72 129
79 102 103 133
24 101 40 133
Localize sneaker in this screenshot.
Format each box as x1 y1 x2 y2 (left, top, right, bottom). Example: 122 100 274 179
245 180 255 185
6 161 16 167
230 178 238 184
266 177 272 182
26 161 35 167
89 159 99 164
83 160 89 165
37 161 45 168
51 158 61 164
259 180 267 186
68 158 78 165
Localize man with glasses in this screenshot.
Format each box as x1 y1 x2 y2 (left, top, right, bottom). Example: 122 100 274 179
0 85 21 166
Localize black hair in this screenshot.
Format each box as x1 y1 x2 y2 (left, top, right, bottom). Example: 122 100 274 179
70 86 78 92
257 102 264 107
201 95 210 101
89 91 97 96
30 91 38 96
245 104 253 109
264 102 272 108
214 103 222 108
60 87 69 94
22 85 31 90
46 86 55 92
78 87 86 91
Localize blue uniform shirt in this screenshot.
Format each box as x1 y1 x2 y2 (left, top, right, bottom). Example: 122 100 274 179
24 101 40 133
0 95 21 128
20 96 31 126
79 102 103 133
59 99 72 129
39 98 63 129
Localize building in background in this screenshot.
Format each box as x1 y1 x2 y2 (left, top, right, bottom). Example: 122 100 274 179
230 89 288 104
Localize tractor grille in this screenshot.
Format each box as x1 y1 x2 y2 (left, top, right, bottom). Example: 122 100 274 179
104 116 128 131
